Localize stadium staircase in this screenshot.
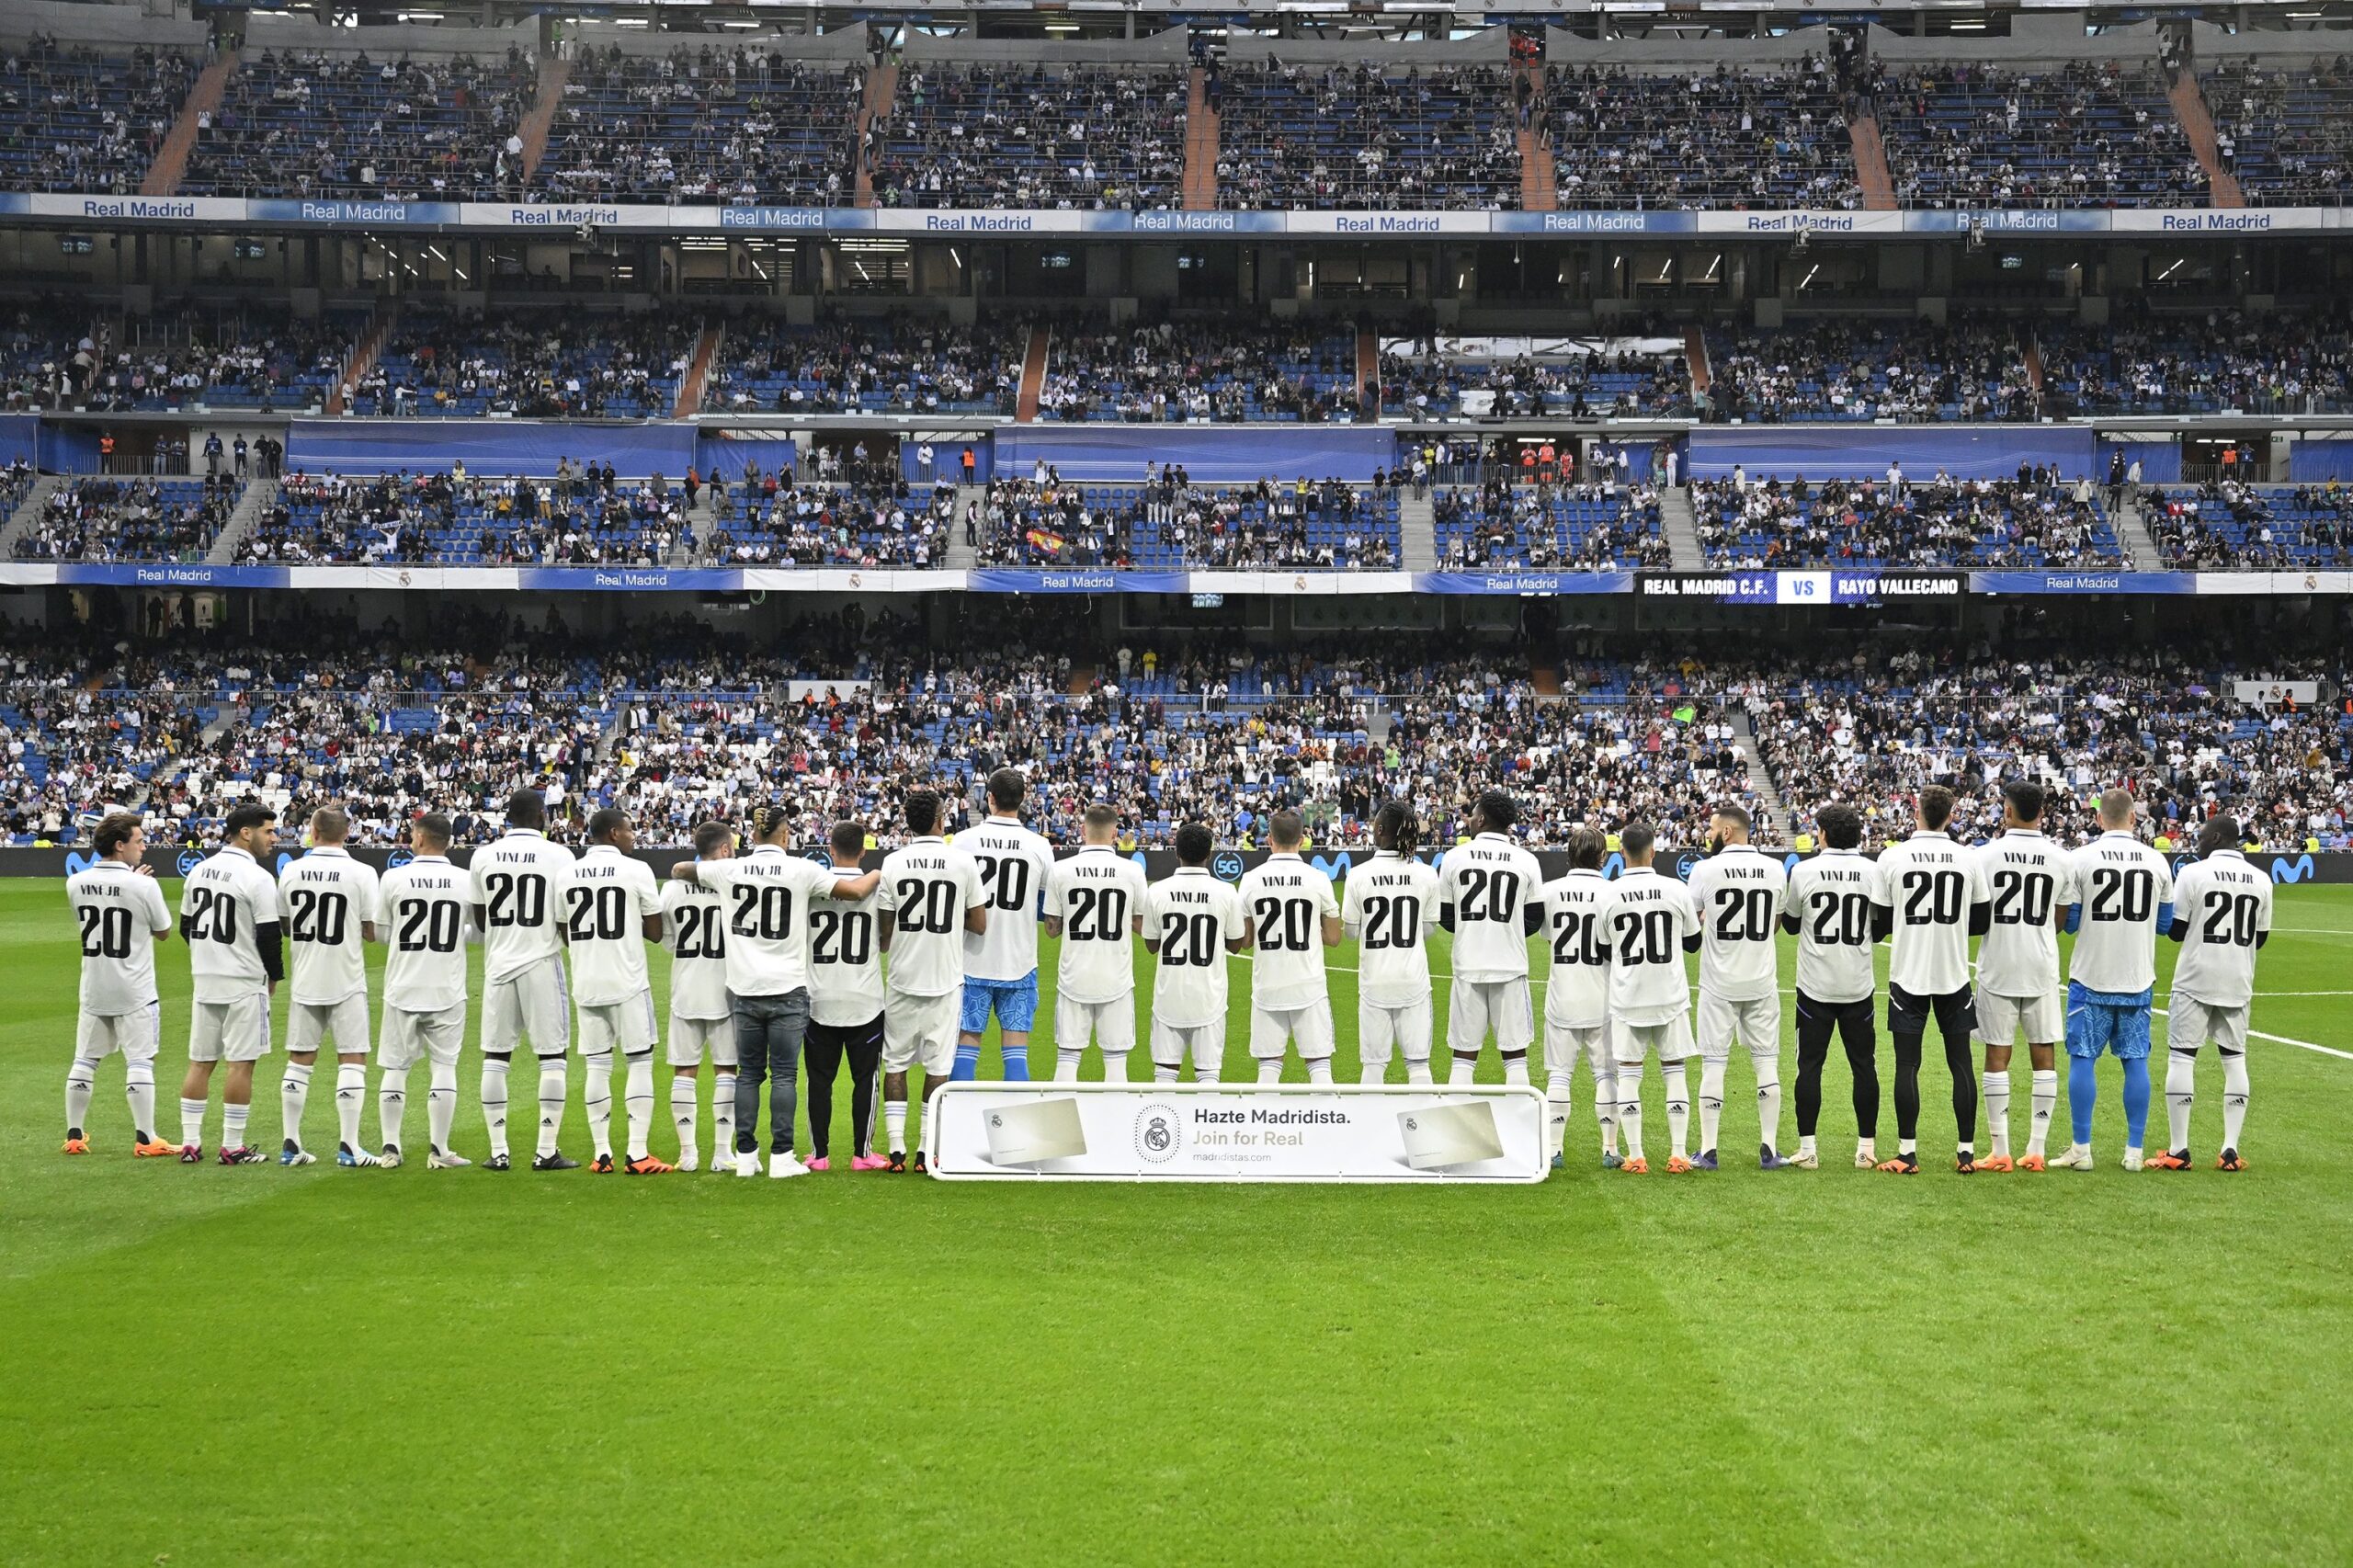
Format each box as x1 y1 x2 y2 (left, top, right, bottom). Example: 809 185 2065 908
1514 59 1555 211
326 303 395 417
943 484 985 570
1399 485 1437 570
1016 324 1050 421
1847 109 1898 211
1529 664 1563 699
1732 714 1790 835
0 474 66 557
516 52 572 184
2023 340 2046 404
673 321 722 418
1357 326 1380 417
1657 483 1705 568
1182 66 1220 210
673 489 715 564
855 62 899 208
2117 491 2162 569
203 478 277 565
2169 72 2245 208
1066 664 1097 696
1685 326 1711 404
140 49 240 198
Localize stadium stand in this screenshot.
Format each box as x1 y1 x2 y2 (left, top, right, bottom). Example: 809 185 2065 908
0 40 190 195
1434 483 1671 570
10 475 237 562
1037 323 1362 424
2150 482 2353 569
1693 472 2124 568
348 308 695 418
707 319 1023 415
1212 62 1521 210
1704 317 2040 424
976 476 1399 569
870 63 1188 210
2203 58 2353 208
1547 62 1860 210
1873 61 2201 208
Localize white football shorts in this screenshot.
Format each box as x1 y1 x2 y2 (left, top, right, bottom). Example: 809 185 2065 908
882 988 960 1076
577 989 659 1057
2165 994 2250 1056
76 1002 161 1063
189 989 273 1063
1976 989 2064 1048
1249 999 1336 1061
288 994 371 1058
1448 976 1534 1056
1149 1017 1224 1076
1696 990 1781 1061
1613 1013 1696 1066
1055 994 1136 1056
1357 996 1433 1067
379 1002 466 1070
666 1013 737 1069
483 955 570 1059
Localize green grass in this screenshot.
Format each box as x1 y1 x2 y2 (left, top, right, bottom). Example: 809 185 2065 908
3 879 2349 1565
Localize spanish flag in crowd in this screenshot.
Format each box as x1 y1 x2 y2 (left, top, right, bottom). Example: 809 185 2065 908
1027 528 1066 555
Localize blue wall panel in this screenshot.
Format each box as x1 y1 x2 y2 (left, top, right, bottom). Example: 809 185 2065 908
285 418 697 477
995 426 1394 483
1689 426 2096 482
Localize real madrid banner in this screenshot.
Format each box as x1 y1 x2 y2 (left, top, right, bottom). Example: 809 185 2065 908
924 1083 1550 1183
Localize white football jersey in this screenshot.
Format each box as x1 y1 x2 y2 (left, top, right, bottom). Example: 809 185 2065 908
66 859 171 1016
1972 830 2077 999
1599 866 1699 1026
2067 831 2175 996
282 846 381 1006
1437 833 1545 983
958 816 1053 983
181 846 283 1002
1787 849 1877 1005
1340 851 1441 1007
1239 853 1339 1011
879 837 983 998
470 829 574 982
1144 867 1244 1028
1540 869 1611 1028
1048 846 1149 1004
809 863 885 1027
564 845 663 1006
658 876 731 1021
1873 831 1987 997
696 846 838 997
2167 850 2271 1009
378 855 472 1013
1685 843 1787 1003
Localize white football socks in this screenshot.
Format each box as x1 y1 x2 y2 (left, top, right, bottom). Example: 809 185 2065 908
279 1062 313 1148
583 1051 614 1159
1404 1057 1434 1085
1591 1060 1620 1155
64 1057 96 1134
884 1100 909 1155
124 1062 155 1142
1983 1067 2012 1156
335 1062 367 1152
2165 1049 2197 1152
1056 1047 1085 1082
1753 1051 1782 1156
1154 1062 1180 1084
481 1058 511 1157
1697 1059 1726 1152
1256 1059 1282 1085
2221 1049 2250 1152
1304 1056 1334 1085
536 1059 569 1158
712 1073 737 1157
1501 1055 1529 1087
222 1099 250 1150
2028 1069 2058 1155
1665 1060 1691 1156
1618 1063 1645 1161
1544 1072 1573 1159
426 1062 458 1154
379 1066 409 1150
623 1053 654 1161
1101 1051 1131 1085
670 1074 699 1164
179 1096 207 1148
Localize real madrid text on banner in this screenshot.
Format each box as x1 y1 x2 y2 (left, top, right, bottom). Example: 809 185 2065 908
924 1083 1550 1183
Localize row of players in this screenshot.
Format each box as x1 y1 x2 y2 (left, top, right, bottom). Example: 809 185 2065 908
60 768 2271 1176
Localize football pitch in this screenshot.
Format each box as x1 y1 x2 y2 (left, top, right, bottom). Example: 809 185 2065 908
3 880 2349 1565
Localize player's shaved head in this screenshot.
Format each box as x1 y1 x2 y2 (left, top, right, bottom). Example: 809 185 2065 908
1916 786 1955 833
1083 802 1119 844
586 807 629 845
1620 821 1656 865
2003 780 2046 828
905 788 941 835
1816 803 1862 851
309 804 350 845
1564 824 1606 870
1268 809 1305 850
2198 814 2240 857
692 820 735 858
986 768 1027 813
1174 822 1212 866
413 812 453 852
506 790 546 832
2097 788 2136 830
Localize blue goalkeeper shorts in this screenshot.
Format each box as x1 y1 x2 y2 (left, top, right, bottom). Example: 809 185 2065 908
2065 982 2154 1062
960 972 1039 1035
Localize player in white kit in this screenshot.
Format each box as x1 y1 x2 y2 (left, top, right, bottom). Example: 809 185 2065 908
1539 825 1617 1169
1783 804 1883 1169
1236 810 1343 1084
1142 824 1247 1084
1044 803 1150 1083
1685 803 1792 1171
957 768 1056 1082
61 812 174 1157
469 790 578 1171
373 812 476 1168
2054 789 2176 1171
567 808 668 1175
1970 781 2079 1172
1600 823 1701 1174
661 820 737 1172
1436 790 1545 1085
177 802 285 1165
2158 814 2271 1171
1339 801 1441 1085
804 820 888 1171
1870 785 1991 1174
279 806 383 1168
878 789 985 1171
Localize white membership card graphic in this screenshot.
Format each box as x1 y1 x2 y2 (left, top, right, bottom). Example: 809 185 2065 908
926 1083 1550 1183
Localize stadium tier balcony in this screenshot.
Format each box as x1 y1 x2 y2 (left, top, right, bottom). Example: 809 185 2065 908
2204 60 2353 208
1036 324 1361 424
1547 63 1860 210
870 64 1188 210
539 47 859 205
0 41 190 196
979 478 1399 570
1212 62 1520 210
2151 483 2353 569
1703 318 2040 424
181 49 538 200
350 309 694 418
708 320 1023 415
1693 473 2124 569
241 470 685 565
704 483 950 567
2037 309 2353 416
10 475 236 562
90 303 360 414
1434 484 1670 570
1874 62 2201 208
1379 334 1693 420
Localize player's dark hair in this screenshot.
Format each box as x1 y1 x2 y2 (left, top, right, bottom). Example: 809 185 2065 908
1816 803 1863 851
1620 821 1656 862
692 819 734 858
749 803 792 844
1916 786 1955 832
830 820 866 858
1713 802 1751 835
2003 779 2046 825
1475 790 1518 832
506 789 547 831
309 804 350 844
586 807 628 845
1084 801 1119 835
1268 809 1306 849
905 788 941 835
1564 824 1605 870
1373 800 1420 857
2198 814 2240 857
1174 822 1212 866
413 812 453 851
223 801 275 840
986 767 1026 812
93 811 143 859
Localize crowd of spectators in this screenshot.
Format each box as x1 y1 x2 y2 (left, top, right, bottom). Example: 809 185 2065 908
352 309 693 418
540 45 859 205
0 39 190 195
1379 336 1694 421
870 64 1188 210
2203 58 2353 208
236 463 685 566
1694 468 2123 568
710 318 1023 415
1871 61 2201 209
1213 62 1520 210
11 475 236 562
704 482 949 567
2037 307 2353 417
975 472 1398 571
1435 480 1672 571
1705 317 2040 424
79 305 354 414
1037 322 1361 424
1547 62 1859 210
2149 479 2353 569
